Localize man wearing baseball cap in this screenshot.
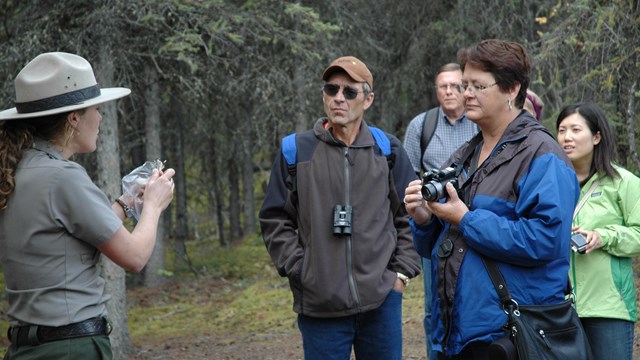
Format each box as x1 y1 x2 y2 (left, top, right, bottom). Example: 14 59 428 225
260 56 420 359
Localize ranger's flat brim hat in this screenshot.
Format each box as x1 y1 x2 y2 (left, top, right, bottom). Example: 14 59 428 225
0 52 130 121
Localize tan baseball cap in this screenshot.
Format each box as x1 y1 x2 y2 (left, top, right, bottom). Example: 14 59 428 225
322 56 373 90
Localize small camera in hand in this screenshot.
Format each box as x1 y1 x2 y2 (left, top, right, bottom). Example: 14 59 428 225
571 232 587 254
421 167 459 202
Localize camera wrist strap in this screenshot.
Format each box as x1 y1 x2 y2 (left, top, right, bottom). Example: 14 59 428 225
573 178 602 221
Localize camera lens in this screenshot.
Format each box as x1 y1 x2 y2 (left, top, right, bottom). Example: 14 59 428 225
422 182 444 201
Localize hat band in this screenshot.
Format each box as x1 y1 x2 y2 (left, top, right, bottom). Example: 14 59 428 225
15 85 101 114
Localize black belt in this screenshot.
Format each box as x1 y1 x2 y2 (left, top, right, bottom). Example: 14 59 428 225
8 317 112 347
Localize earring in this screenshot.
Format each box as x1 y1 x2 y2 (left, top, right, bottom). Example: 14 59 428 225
63 128 75 146
508 99 513 110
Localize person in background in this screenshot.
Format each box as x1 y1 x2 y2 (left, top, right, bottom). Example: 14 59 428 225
260 55 421 360
402 62 477 360
0 52 175 359
556 102 640 360
403 39 579 359
524 89 544 121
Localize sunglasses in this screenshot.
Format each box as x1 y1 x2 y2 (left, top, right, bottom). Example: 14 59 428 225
322 84 364 100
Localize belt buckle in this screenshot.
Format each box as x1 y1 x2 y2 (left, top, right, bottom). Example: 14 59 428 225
104 318 113 335
7 327 15 344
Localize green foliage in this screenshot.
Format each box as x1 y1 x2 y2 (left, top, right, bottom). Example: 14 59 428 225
536 0 640 170
208 277 294 334
198 236 271 279
127 234 291 340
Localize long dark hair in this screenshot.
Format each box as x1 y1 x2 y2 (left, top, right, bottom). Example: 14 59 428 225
555 102 619 179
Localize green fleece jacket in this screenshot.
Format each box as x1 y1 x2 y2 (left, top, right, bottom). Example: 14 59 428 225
571 164 640 321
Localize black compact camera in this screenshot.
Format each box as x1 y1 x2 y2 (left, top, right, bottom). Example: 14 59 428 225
571 232 587 254
421 167 459 202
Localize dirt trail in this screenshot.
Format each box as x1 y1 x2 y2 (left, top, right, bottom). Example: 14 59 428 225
132 318 427 360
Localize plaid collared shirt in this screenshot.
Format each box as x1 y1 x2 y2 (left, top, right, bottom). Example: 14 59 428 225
403 107 478 173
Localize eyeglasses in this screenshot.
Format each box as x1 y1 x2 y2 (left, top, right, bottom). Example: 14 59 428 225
322 84 364 100
436 83 462 93
460 82 497 94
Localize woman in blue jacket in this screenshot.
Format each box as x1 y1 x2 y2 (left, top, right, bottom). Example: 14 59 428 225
403 39 579 359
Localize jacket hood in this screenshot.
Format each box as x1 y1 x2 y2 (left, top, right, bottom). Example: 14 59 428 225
501 110 553 142
313 118 377 148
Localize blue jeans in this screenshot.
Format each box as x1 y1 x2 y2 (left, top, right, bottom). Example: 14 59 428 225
580 317 634 360
297 289 403 360
422 256 435 360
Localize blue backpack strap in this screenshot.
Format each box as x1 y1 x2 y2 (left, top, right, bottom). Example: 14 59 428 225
281 133 298 194
368 126 391 156
368 126 400 211
282 133 297 166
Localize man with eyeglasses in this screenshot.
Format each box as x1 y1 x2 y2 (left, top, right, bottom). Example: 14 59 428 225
402 62 478 360
260 56 421 360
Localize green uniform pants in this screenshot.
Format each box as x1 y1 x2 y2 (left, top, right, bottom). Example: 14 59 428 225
3 335 112 360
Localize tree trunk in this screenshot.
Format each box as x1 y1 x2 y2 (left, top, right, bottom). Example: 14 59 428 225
208 135 227 247
294 61 308 134
142 64 166 288
228 144 241 242
173 101 190 269
242 130 256 237
94 50 133 359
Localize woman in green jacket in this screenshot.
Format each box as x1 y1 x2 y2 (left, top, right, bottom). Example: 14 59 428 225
556 102 640 360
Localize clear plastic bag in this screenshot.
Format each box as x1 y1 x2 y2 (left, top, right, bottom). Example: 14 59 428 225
121 159 165 220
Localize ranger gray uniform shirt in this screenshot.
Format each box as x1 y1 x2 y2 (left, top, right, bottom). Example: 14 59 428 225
0 138 121 327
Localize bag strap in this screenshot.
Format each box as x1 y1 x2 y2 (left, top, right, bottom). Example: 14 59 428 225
419 108 439 172
481 254 575 309
481 257 514 306
573 178 602 220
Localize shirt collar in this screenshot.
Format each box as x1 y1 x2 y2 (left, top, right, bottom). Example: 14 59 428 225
32 137 65 160
441 110 467 125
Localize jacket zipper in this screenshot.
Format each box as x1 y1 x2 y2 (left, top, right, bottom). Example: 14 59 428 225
344 147 361 308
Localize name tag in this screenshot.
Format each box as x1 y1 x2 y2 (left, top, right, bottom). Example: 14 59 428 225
591 192 601 197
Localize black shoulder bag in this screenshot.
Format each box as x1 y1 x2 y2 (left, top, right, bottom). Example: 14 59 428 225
482 257 593 360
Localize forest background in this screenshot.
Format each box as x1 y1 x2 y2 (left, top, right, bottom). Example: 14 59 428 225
0 0 639 359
